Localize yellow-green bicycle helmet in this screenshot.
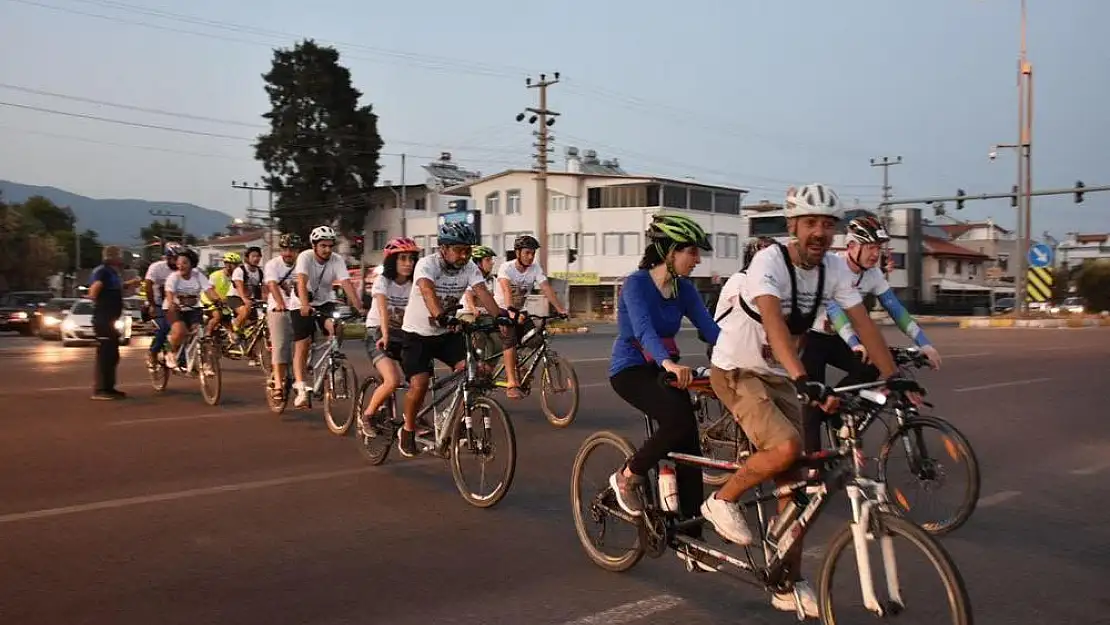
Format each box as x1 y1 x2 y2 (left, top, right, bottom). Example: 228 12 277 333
471 245 496 260
646 213 713 252
223 252 242 263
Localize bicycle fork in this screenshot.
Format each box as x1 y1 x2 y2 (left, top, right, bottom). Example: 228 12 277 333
847 481 904 615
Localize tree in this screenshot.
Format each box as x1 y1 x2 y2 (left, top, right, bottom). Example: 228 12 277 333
1076 260 1110 313
0 199 67 291
139 219 198 246
255 39 383 238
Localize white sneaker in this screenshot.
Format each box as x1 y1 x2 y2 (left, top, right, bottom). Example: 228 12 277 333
293 383 309 408
771 581 819 619
700 493 753 545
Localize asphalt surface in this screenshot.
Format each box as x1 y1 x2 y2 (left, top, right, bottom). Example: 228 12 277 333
0 327 1107 624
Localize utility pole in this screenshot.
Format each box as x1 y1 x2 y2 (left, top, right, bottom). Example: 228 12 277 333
869 156 902 229
517 72 561 271
232 181 275 256
399 153 408 238
1017 0 1034 314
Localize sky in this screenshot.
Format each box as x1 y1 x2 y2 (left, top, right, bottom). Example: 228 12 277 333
1 0 1107 240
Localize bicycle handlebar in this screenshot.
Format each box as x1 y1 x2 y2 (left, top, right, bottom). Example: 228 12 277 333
890 346 931 369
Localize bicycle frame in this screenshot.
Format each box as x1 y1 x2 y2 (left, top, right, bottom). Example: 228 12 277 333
305 321 345 396
165 321 206 374
482 316 553 386
596 379 906 614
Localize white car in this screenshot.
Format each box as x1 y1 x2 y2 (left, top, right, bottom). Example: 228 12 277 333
61 300 133 347
1050 297 1085 315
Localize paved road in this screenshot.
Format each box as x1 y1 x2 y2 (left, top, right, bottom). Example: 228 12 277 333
1 328 1107 624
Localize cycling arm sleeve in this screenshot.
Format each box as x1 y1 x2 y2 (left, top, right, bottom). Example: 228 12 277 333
877 288 932 347
825 300 862 348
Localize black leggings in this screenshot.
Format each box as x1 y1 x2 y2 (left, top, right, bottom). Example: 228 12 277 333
610 364 704 523
801 331 880 452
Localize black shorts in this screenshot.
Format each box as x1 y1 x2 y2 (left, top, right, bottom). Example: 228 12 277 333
226 295 245 311
401 332 467 380
366 327 406 363
292 303 336 342
169 308 203 327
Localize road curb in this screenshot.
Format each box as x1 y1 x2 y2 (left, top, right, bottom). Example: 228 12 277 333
959 317 1110 329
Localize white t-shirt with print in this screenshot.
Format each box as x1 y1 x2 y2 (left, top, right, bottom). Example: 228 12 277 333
293 250 349 307
144 259 175 306
231 263 264 298
367 275 412 330
812 257 890 335
163 269 212 311
714 272 746 320
402 253 486 337
263 256 301 310
494 261 547 310
711 246 862 377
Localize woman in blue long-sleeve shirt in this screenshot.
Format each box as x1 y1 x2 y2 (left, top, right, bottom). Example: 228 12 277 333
608 214 720 535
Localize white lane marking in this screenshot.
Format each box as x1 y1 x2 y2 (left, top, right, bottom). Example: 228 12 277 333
0 371 262 395
559 595 685 625
977 490 1022 508
803 546 823 560
108 407 267 426
945 351 993 359
1070 460 1110 476
0 467 374 525
580 382 609 390
953 377 1052 393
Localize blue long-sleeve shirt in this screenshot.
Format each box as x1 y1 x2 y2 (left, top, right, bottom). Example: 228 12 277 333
609 270 721 377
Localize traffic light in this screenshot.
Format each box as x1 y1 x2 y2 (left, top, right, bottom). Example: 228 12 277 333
1075 180 1085 203
567 248 578 264
955 188 966 210
1011 185 1019 207
351 235 364 256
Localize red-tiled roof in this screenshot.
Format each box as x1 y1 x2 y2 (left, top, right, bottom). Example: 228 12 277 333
1075 233 1109 244
938 222 1013 238
923 236 988 259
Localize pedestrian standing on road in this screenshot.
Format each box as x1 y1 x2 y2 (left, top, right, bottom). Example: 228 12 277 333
88 245 140 400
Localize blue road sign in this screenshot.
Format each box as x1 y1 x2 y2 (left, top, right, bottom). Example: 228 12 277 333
1027 242 1054 269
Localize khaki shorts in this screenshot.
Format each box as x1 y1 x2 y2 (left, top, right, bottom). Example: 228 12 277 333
710 366 803 450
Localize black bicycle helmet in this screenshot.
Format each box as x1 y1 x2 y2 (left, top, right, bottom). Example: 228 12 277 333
513 235 541 250
438 221 478 246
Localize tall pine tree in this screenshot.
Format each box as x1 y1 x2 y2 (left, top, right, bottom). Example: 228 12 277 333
255 39 383 239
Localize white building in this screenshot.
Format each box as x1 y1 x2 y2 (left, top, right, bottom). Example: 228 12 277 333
196 230 270 271
1057 232 1110 267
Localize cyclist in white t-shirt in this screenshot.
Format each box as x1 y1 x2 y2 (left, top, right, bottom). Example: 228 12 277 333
361 237 419 425
291 225 366 408
163 248 224 370
263 233 302 401
460 245 497 321
230 245 265 334
706 183 916 617
395 221 504 458
495 235 568 399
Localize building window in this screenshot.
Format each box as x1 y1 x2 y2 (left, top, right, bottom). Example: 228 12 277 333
551 195 567 211
750 215 787 237
621 233 641 256
938 259 948 274
662 186 687 209
690 189 713 212
969 263 978 277
715 234 726 257
581 233 597 255
891 252 906 269
549 233 566 251
506 189 522 215
715 192 741 215
372 230 388 250
414 235 427 252
485 192 500 215
414 198 427 211
587 187 602 209
646 184 661 206
603 233 621 256
954 260 963 274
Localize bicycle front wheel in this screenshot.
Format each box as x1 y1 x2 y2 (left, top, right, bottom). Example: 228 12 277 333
324 361 357 435
354 376 398 465
879 415 981 536
449 396 516 509
540 352 579 428
570 431 644 572
199 340 222 406
817 511 973 625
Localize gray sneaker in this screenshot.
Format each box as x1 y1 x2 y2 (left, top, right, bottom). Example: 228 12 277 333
609 470 645 516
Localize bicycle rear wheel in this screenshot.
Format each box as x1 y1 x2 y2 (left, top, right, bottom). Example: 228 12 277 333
149 352 170 392
324 361 357 435
354 376 398 465
817 512 972 624
570 431 645 572
450 396 516 509
879 415 981 536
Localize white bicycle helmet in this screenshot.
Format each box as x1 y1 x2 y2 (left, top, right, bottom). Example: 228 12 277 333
309 225 337 244
785 183 842 219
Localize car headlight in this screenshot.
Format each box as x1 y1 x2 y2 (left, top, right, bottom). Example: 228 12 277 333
43 316 60 327
114 319 124 331
11 311 27 320
61 319 77 331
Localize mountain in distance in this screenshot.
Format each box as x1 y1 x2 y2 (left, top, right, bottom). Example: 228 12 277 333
0 180 234 245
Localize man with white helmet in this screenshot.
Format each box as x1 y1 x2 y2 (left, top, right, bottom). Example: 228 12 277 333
291 225 366 409
704 183 915 617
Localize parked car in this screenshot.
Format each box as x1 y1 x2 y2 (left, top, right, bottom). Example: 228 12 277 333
37 298 80 340
123 296 151 335
1050 297 1085 315
0 291 55 335
991 297 1015 315
60 300 132 347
